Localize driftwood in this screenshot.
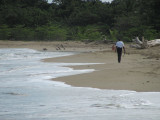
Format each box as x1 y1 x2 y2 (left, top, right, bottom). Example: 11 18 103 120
147 39 160 47
131 37 160 49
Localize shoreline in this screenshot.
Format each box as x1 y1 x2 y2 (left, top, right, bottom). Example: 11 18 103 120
45 51 160 92
0 40 160 92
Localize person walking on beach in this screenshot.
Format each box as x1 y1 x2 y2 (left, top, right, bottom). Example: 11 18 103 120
115 39 126 63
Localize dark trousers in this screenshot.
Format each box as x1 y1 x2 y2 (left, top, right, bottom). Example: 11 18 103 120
117 47 122 63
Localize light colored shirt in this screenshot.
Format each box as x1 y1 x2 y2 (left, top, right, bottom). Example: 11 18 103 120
116 41 124 48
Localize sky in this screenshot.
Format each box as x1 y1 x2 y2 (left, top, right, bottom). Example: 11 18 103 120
101 0 113 2
48 0 113 3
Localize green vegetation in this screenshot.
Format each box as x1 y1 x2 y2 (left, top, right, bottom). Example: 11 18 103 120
0 0 160 42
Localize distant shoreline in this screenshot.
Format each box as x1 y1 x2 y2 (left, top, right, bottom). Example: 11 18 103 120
1 40 160 92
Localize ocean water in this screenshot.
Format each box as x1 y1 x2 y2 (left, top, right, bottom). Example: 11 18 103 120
0 48 160 120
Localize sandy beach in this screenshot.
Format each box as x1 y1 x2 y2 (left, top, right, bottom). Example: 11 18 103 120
0 40 160 92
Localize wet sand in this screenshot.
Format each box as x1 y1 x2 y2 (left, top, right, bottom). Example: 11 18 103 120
1 40 160 92
45 50 160 92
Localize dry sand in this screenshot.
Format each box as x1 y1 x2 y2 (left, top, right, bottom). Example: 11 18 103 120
1 40 160 92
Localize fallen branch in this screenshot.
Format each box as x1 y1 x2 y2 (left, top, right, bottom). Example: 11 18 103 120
147 39 160 47
131 37 160 49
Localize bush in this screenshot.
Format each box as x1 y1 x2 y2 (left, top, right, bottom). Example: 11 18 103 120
0 24 158 42
47 24 67 41
0 25 11 40
109 29 118 41
34 26 48 40
11 25 34 40
143 28 157 40
34 25 68 41
0 24 68 41
74 25 102 41
119 26 159 42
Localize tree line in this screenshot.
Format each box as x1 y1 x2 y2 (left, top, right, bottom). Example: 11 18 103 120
0 0 160 42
